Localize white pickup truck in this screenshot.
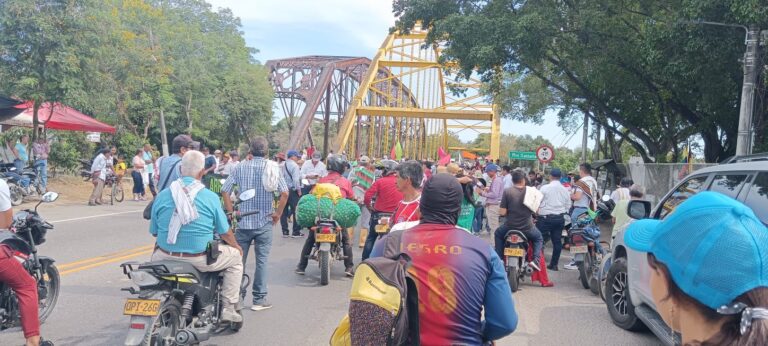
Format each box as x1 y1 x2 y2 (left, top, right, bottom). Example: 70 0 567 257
603 157 768 344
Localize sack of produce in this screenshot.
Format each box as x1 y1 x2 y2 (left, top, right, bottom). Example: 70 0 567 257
296 194 361 228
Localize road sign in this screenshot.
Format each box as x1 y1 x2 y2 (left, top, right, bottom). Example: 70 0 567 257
508 151 537 161
536 145 555 163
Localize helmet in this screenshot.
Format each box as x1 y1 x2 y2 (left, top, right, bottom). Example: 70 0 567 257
327 156 347 175
380 159 399 176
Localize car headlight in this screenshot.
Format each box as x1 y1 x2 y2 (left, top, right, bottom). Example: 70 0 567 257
130 270 160 287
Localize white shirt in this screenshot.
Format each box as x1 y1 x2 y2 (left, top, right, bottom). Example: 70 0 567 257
91 153 108 180
503 174 513 190
611 187 630 203
0 179 11 212
300 160 327 185
538 180 571 215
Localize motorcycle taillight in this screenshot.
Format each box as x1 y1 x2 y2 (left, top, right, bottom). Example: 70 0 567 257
571 234 585 245
508 235 524 243
321 227 332 234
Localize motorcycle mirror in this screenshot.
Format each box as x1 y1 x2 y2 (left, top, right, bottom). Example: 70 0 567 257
238 189 256 201
220 179 226 185
601 194 611 202
42 191 59 203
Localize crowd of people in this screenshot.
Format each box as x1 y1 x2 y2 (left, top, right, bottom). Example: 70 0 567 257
28 133 759 345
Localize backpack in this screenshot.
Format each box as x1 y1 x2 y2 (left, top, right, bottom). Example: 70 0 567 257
330 230 420 346
262 159 280 192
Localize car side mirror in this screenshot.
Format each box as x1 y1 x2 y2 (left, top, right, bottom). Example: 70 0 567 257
627 200 652 219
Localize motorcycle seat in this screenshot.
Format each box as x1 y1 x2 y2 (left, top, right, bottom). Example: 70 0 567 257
139 260 205 279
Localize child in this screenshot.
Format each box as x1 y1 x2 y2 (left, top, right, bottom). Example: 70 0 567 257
114 154 127 184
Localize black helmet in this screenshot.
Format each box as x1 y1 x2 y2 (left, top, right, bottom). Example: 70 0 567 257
327 156 347 175
380 159 399 176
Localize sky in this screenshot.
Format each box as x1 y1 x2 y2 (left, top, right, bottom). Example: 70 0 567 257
206 0 580 149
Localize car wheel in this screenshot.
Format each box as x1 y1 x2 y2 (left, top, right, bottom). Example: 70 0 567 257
605 257 646 331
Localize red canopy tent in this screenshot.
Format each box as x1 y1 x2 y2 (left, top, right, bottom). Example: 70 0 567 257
2 102 115 133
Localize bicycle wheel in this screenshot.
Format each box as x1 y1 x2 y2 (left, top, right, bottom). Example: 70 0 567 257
109 183 115 205
114 183 125 202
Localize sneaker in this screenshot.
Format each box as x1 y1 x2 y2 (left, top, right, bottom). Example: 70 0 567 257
39 338 54 346
528 261 541 272
290 232 305 238
345 267 354 277
295 267 305 275
250 300 273 311
541 282 554 288
221 308 243 322
282 233 289 238
563 260 578 270
547 264 559 271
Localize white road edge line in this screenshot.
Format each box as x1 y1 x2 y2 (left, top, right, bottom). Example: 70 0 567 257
51 210 144 223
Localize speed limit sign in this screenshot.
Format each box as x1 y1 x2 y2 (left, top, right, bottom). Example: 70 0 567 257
536 145 555 163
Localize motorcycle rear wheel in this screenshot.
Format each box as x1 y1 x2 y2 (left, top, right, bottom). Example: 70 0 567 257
508 266 520 293
319 250 330 286
38 264 60 323
141 298 182 346
577 255 591 289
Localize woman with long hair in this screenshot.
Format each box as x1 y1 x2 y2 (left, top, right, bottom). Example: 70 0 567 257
625 191 768 345
131 149 146 201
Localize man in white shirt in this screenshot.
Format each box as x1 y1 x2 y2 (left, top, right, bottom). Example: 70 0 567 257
537 168 572 271
300 152 327 195
502 165 513 190
88 148 110 205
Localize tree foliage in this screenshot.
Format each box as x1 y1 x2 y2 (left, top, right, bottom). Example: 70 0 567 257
393 0 768 163
0 0 273 161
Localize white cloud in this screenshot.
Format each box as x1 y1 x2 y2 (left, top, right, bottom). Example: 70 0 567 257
206 0 395 51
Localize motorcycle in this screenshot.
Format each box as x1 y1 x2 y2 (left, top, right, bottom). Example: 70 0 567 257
503 230 533 293
0 192 61 330
565 196 614 294
0 176 24 206
308 219 345 286
79 159 93 182
121 189 258 346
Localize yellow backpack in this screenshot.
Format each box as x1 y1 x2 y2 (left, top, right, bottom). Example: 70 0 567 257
312 183 342 203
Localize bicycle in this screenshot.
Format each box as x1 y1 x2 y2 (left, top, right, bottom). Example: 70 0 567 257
103 172 125 205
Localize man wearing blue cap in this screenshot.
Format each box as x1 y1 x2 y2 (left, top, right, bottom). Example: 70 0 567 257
624 191 768 345
537 168 571 270
478 163 504 234
280 150 303 237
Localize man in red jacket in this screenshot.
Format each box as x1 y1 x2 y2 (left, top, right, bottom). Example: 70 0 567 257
361 159 402 260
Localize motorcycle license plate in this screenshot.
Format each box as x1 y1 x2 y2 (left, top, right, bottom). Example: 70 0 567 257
375 224 389 234
316 233 337 243
570 245 588 254
123 299 160 316
504 248 525 257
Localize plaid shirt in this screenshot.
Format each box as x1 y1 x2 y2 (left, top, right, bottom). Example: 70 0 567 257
221 157 288 230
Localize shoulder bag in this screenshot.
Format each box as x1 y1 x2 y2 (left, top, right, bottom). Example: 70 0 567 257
142 159 180 220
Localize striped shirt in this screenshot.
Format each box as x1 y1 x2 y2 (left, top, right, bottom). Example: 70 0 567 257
221 157 288 230
350 167 375 190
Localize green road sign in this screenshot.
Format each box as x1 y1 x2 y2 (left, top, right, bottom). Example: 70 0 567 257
508 151 537 161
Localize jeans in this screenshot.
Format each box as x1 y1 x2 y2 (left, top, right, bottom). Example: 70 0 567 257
131 170 145 195
485 204 501 233
537 214 566 267
361 211 385 260
152 245 243 308
147 174 157 197
494 224 544 264
472 205 485 234
297 228 353 270
280 190 301 235
571 207 589 224
13 159 24 174
0 245 39 338
5 171 29 188
34 159 47 189
236 223 273 303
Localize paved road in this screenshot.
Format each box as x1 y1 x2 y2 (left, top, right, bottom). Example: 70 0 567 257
0 201 660 346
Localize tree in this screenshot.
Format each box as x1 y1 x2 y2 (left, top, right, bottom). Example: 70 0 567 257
393 0 768 162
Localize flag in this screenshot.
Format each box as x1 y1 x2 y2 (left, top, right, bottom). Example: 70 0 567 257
390 141 403 160
438 147 447 158
461 150 477 160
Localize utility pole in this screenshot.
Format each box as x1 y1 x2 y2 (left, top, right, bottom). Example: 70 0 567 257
581 109 589 163
736 25 761 156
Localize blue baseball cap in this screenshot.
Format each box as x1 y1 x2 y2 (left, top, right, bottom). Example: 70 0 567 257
286 150 299 159
550 168 562 178
484 163 499 173
624 191 768 309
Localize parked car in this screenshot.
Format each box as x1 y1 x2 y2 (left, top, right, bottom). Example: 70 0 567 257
604 154 768 345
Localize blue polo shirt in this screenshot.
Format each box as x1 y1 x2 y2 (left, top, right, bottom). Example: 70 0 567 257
150 177 230 253
15 143 28 161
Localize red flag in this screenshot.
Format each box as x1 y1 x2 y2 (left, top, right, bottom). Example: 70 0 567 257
438 154 451 166
438 147 446 158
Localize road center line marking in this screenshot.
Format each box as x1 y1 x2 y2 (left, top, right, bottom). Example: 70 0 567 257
57 244 155 270
50 209 144 223
60 248 155 276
